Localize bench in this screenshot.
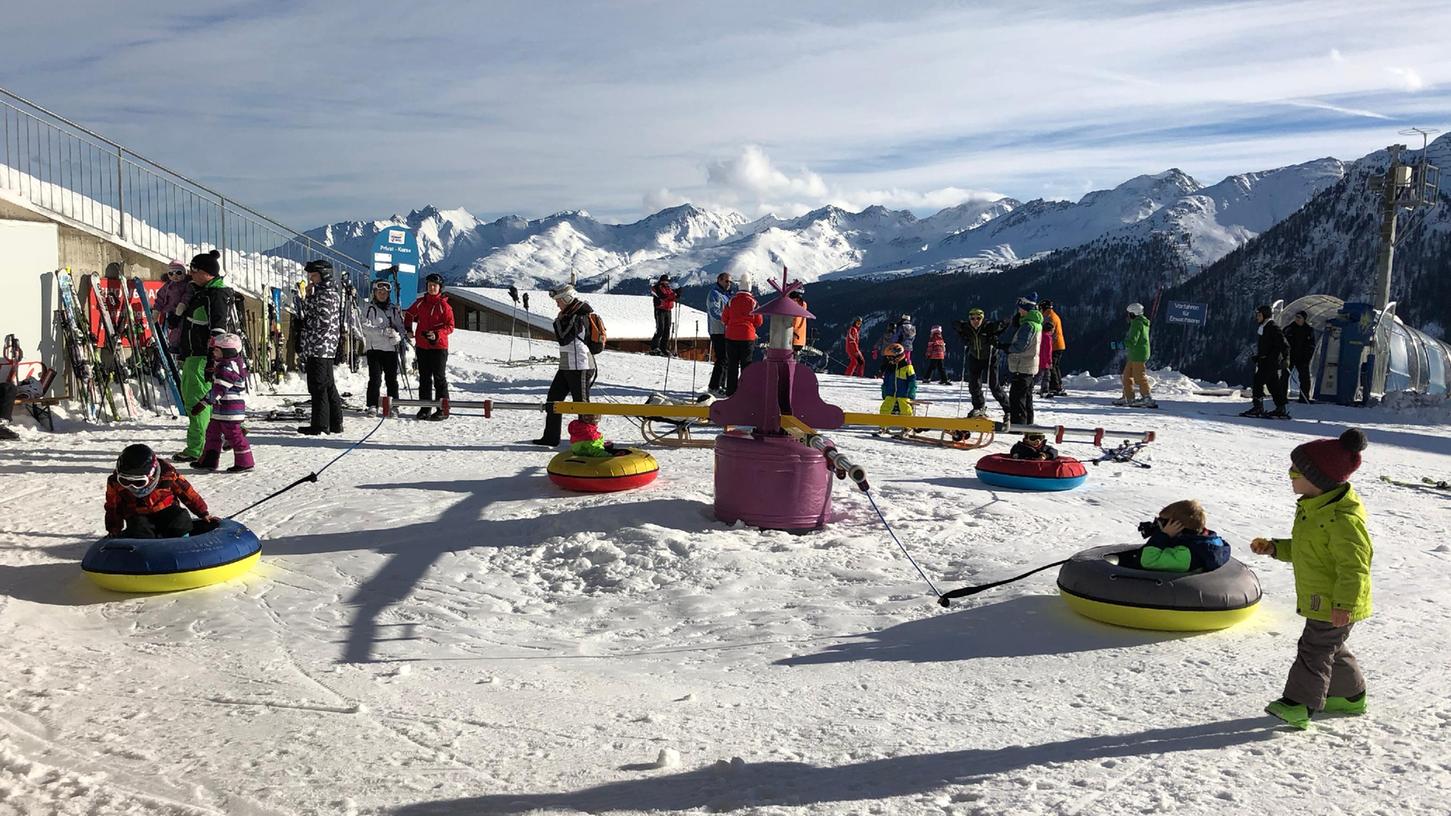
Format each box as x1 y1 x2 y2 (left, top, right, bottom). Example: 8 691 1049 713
0 361 62 432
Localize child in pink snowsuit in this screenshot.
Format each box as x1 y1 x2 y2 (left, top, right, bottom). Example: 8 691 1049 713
192 333 254 472
567 415 622 458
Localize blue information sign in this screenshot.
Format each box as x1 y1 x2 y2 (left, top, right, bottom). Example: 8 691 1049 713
371 227 422 308
1164 300 1208 327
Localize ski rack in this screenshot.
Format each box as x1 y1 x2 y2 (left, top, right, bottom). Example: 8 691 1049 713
376 396 1157 446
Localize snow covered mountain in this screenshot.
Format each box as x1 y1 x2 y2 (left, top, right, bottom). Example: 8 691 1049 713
306 153 1354 291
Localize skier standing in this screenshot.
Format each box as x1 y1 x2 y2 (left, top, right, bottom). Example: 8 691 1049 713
720 274 762 396
405 273 455 420
1242 304 1290 418
295 260 344 435
705 272 733 394
878 343 916 417
923 326 949 385
176 251 230 462
844 317 865 377
532 284 598 446
1115 303 1155 408
192 333 253 471
360 277 407 412
1285 310 1316 404
1040 299 1067 396
650 274 677 355
953 308 1008 418
1005 297 1042 425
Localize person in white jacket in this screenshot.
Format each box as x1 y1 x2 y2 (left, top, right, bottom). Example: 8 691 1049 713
531 284 599 446
359 278 408 411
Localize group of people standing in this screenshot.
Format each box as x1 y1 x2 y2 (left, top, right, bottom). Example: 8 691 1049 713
1242 306 1318 419
705 271 765 397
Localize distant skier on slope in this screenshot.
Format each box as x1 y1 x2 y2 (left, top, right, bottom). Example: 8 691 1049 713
923 325 949 385
844 317 866 377
953 307 1008 419
1114 302 1156 408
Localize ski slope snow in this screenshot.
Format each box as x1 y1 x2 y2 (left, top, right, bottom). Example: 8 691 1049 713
0 330 1448 815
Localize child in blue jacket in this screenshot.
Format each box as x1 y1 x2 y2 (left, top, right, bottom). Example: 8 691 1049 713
1121 500 1229 572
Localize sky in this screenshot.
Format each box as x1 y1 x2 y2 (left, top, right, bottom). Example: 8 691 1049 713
3 0 1449 229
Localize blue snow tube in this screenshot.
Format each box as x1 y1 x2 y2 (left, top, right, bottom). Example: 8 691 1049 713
974 453 1088 492
81 519 262 593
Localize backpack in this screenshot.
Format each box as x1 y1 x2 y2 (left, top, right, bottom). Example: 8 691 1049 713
585 311 607 355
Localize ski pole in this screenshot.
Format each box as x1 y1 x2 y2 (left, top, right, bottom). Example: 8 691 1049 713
226 415 386 520
507 304 517 364
936 558 1071 608
690 319 699 394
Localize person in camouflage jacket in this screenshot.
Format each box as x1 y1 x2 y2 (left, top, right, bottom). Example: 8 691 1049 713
297 260 344 435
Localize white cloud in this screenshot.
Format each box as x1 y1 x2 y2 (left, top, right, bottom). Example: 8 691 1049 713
654 145 1004 218
1388 66 1426 92
1330 48 1345 63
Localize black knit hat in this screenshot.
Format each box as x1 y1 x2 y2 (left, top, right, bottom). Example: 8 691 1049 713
189 250 221 276
1256 304 1273 319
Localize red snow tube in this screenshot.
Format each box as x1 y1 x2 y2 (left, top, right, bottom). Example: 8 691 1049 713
547 448 659 493
974 454 1087 491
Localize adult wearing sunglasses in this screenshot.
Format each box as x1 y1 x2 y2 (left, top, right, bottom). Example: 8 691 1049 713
104 443 218 539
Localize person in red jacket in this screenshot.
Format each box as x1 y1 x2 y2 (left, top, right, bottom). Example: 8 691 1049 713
104 443 217 538
720 273 763 396
404 273 455 420
923 325 949 384
650 274 677 355
844 316 865 377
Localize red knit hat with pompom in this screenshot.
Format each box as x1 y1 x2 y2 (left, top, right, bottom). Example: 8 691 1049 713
1291 428 1368 491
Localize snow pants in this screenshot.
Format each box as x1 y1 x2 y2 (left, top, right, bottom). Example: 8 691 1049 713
415 348 449 402
1008 372 1035 426
1284 619 1365 710
1046 349 1064 394
967 355 1008 413
923 359 948 385
201 419 254 470
1121 361 1151 401
366 349 400 407
1289 357 1313 401
651 310 672 353
1252 361 1287 410
724 339 753 396
540 368 596 445
844 348 865 377
879 397 913 416
0 381 15 422
180 355 211 458
121 502 193 539
304 356 344 433
708 334 728 391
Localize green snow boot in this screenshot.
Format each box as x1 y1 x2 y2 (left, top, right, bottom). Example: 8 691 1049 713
1322 692 1367 715
1265 698 1311 730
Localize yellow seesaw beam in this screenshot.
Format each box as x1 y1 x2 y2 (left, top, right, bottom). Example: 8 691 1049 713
549 402 998 434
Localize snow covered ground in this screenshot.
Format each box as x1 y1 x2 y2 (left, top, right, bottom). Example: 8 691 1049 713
1 330 1449 815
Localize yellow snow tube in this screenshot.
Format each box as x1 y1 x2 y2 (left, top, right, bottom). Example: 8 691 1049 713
547 448 659 492
1056 545 1262 632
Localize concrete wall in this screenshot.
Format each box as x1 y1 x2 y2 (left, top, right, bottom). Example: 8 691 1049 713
0 219 60 371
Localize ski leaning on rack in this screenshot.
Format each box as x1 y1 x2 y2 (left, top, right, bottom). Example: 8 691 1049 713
87 274 140 419
131 276 187 415
52 282 99 421
57 270 118 421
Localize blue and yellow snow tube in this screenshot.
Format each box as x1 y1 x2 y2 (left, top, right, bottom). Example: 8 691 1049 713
81 519 262 593
548 448 659 493
1057 545 1261 631
975 453 1087 491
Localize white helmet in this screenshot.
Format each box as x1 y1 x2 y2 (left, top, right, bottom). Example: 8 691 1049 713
735 273 753 292
1126 302 1144 316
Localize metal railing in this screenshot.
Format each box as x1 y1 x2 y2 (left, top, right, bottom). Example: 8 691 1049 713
0 85 369 297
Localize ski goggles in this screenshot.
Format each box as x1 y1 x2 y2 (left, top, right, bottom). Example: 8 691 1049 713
372 280 392 290
1288 467 1304 480
116 472 151 487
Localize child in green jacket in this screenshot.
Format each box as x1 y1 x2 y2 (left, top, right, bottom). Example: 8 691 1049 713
1251 428 1372 730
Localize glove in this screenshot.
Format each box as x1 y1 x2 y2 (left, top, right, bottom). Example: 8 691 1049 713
386 329 401 343
190 401 208 416
173 302 187 317
425 331 438 343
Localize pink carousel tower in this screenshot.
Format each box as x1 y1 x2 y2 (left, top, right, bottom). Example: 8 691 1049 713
709 270 844 530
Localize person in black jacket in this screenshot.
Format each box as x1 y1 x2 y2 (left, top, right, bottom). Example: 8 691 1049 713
953 308 1008 418
1284 310 1317 403
1242 304 1290 418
